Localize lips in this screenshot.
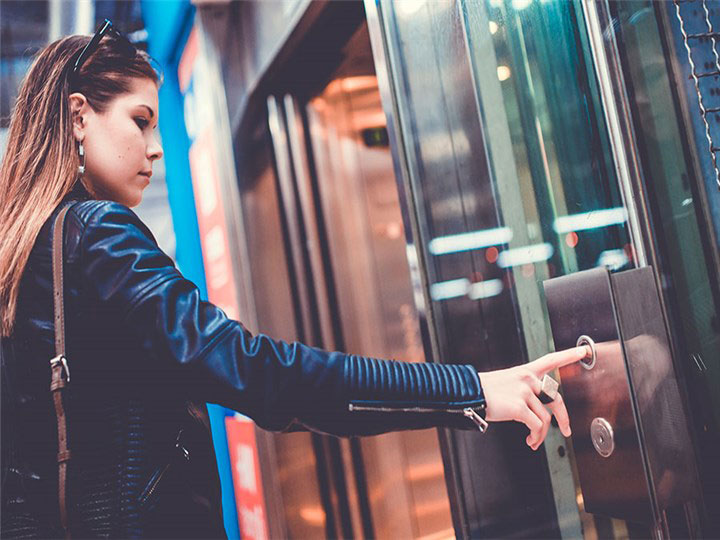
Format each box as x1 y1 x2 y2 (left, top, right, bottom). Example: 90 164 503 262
139 170 152 180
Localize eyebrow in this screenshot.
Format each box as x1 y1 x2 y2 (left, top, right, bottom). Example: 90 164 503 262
137 104 155 118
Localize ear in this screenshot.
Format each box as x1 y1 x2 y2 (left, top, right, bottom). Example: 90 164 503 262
68 92 90 142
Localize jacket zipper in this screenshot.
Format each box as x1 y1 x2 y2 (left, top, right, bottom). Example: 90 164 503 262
348 403 488 433
138 430 191 509
138 463 170 508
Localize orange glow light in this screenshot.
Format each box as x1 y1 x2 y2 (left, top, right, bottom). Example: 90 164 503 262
486 246 499 263
300 506 326 526
624 243 635 262
565 232 579 248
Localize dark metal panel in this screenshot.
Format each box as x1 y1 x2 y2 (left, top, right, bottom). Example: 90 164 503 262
545 268 652 523
545 267 699 524
612 268 698 514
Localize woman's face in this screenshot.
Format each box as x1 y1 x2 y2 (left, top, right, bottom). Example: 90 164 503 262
70 77 163 207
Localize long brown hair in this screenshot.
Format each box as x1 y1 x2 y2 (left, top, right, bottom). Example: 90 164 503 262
0 34 159 336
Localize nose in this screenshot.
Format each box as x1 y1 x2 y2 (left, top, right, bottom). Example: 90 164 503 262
148 133 163 161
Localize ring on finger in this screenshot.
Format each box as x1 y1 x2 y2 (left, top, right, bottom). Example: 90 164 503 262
537 374 559 404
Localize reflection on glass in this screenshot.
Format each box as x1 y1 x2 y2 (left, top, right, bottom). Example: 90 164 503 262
462 0 641 537
467 0 632 279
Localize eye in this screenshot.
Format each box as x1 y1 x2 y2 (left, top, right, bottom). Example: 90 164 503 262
134 117 149 130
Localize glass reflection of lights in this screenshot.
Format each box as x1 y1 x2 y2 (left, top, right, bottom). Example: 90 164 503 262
430 278 504 301
512 0 533 10
489 21 499 35
428 226 512 255
496 243 554 268
497 65 511 81
596 249 629 271
430 278 470 301
323 76 378 96
396 0 424 17
468 279 504 300
553 207 628 234
565 231 579 248
299 506 325 526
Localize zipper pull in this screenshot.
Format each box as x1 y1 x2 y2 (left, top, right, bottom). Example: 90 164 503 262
175 429 190 461
463 407 489 433
138 463 170 508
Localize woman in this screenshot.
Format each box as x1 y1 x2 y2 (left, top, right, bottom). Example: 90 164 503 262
0 23 588 538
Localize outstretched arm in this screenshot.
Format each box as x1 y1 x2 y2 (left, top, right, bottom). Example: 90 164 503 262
75 200 588 445
75 201 485 436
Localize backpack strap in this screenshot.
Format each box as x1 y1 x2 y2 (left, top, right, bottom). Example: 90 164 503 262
50 204 74 539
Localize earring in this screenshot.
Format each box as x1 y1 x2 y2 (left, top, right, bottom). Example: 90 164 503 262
77 141 86 177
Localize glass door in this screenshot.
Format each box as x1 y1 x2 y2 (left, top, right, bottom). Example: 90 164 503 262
461 2 639 534
366 0 703 537
304 25 455 539
231 117 333 539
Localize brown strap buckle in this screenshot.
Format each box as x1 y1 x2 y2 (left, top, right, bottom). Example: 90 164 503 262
52 203 74 538
50 354 70 384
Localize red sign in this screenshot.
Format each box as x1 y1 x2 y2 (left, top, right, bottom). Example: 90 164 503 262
225 416 269 540
178 27 197 94
188 127 239 320
189 132 269 536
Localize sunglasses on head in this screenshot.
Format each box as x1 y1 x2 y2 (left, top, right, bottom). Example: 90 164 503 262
69 19 136 87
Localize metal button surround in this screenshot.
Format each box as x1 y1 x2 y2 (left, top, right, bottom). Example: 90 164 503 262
590 417 615 458
576 334 597 370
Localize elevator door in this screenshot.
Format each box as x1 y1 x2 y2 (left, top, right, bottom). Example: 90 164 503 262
266 20 458 539
364 0 702 537
232 118 332 539
304 25 455 540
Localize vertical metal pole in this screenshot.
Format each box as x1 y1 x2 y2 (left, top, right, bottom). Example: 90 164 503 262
48 0 93 41
580 0 649 268
74 0 94 35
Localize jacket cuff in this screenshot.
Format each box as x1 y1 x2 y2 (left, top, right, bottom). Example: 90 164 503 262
339 357 486 432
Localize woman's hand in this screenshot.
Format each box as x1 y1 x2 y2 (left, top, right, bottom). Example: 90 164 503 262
478 346 590 451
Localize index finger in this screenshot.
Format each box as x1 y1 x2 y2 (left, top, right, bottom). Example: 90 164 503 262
528 346 591 377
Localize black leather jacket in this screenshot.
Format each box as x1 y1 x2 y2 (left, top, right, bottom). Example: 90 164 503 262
1 183 486 538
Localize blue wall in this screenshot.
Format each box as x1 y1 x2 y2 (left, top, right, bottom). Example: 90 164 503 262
140 2 240 537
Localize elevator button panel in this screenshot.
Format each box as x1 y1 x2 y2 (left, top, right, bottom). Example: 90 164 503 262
544 267 698 524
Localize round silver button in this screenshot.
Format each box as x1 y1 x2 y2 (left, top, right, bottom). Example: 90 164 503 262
590 417 615 458
576 335 597 370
